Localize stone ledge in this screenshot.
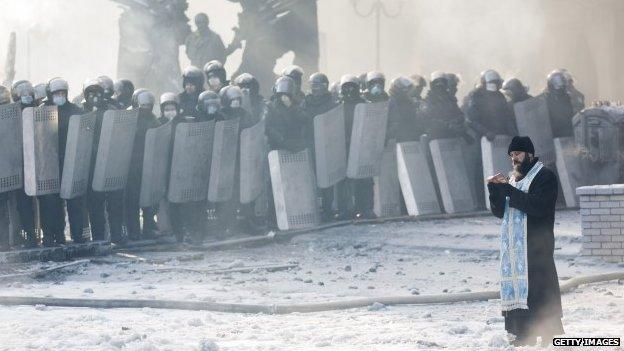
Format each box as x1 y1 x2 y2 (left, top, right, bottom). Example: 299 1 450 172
577 184 624 196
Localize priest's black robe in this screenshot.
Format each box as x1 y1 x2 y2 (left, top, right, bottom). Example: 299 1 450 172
487 160 564 344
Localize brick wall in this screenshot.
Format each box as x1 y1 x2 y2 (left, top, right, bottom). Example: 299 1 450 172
577 184 624 263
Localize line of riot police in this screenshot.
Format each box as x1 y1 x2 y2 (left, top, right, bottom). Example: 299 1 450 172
0 64 588 250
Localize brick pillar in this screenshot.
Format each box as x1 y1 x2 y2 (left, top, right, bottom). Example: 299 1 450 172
577 184 624 263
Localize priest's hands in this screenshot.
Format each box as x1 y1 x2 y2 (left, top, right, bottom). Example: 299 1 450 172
487 173 508 184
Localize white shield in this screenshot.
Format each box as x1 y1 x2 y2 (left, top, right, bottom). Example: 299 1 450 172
314 104 347 188
60 112 96 199
481 135 513 210
554 137 587 208
0 102 23 193
167 121 215 203
92 110 138 192
373 142 401 217
208 118 240 202
514 96 555 165
429 138 477 214
346 101 389 179
140 122 173 207
240 120 267 204
22 106 60 196
397 141 441 216
269 149 319 230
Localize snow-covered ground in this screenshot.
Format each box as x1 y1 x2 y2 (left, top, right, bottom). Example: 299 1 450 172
0 209 623 351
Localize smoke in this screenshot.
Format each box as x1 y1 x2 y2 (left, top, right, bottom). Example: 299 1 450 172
0 0 620 101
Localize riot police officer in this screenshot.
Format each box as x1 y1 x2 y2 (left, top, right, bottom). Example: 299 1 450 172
464 69 517 140
422 71 469 141
502 78 532 104
98 76 118 108
265 76 308 152
113 79 135 110
265 76 308 227
204 60 228 93
33 83 47 106
409 74 427 107
12 80 38 247
281 65 305 106
387 76 425 143
0 86 14 250
363 71 389 103
303 72 338 222
178 66 204 117
83 78 126 243
543 71 575 138
125 90 159 241
445 73 460 101
46 77 89 244
159 92 179 124
197 90 223 121
214 85 260 234
560 69 585 114
233 73 267 121
339 74 374 220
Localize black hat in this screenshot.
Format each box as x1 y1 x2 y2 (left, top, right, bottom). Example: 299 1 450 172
508 136 535 155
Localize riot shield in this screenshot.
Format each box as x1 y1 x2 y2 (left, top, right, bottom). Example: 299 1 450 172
514 96 555 165
140 122 173 207
268 149 319 230
0 102 23 193
60 112 96 199
22 106 60 196
346 101 389 179
397 141 441 216
240 120 267 204
167 121 215 203
92 109 138 192
554 137 587 208
314 104 347 188
208 118 240 202
373 142 401 218
481 135 513 210
429 138 477 214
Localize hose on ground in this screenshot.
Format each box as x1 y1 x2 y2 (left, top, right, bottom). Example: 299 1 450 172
0 271 622 314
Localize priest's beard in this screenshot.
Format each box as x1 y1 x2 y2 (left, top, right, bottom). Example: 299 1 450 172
509 156 533 181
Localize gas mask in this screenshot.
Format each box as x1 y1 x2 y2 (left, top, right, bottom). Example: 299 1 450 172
20 95 34 105
86 93 100 106
208 77 222 90
280 95 292 107
52 93 67 106
370 84 383 96
163 110 177 120
184 83 197 94
311 84 327 97
485 83 499 92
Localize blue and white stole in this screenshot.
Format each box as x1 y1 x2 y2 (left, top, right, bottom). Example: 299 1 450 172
499 161 543 311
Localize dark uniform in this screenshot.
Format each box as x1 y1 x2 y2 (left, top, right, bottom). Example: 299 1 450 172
124 91 159 240
543 72 575 138
11 81 41 247
83 79 126 243
46 77 89 243
422 75 468 141
303 73 339 221
178 66 205 118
